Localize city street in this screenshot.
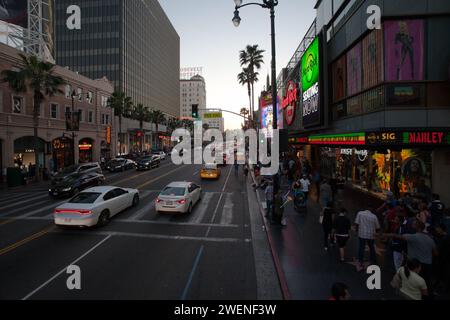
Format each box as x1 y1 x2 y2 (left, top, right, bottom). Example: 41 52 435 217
0 162 270 300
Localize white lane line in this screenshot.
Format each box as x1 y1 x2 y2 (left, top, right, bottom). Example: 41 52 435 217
191 192 214 224
129 198 157 220
219 193 234 225
222 165 232 193
22 235 112 300
193 171 199 176
0 192 43 204
51 230 248 244
0 193 49 211
0 198 58 218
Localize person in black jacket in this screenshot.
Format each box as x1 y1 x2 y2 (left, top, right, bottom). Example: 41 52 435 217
333 208 352 262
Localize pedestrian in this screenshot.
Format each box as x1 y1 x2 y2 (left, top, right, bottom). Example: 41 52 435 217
243 164 249 180
265 181 274 220
391 258 428 300
272 190 285 226
234 161 239 175
320 179 333 208
417 203 431 232
321 201 335 251
391 215 407 271
429 194 445 227
334 208 352 262
299 174 311 202
442 209 450 236
354 206 381 271
329 283 351 300
384 220 437 295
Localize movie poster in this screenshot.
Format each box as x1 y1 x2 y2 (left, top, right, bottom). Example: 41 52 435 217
384 20 425 81
332 55 346 103
347 42 362 96
0 0 27 28
362 29 384 89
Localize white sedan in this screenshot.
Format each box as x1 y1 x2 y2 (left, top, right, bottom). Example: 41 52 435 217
153 151 166 160
155 182 202 214
54 186 140 227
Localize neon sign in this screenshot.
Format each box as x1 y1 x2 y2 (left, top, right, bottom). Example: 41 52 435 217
404 131 449 145
309 133 366 146
282 81 298 126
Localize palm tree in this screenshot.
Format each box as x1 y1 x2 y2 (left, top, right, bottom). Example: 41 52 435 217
1 53 65 181
237 68 252 114
107 91 133 156
132 103 148 152
149 109 166 150
239 45 265 119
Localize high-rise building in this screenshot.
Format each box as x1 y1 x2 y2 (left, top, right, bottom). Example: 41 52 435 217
54 0 180 118
180 74 206 119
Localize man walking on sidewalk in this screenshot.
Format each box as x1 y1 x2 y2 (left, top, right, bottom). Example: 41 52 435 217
265 181 274 221
355 206 381 272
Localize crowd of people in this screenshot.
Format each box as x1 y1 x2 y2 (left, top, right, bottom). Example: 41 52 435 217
253 152 450 300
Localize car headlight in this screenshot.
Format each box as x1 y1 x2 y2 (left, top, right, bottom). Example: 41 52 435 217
61 187 72 192
115 166 121 169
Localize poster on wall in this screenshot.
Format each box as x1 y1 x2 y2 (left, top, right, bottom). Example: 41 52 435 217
332 55 346 103
347 42 362 96
384 19 425 81
362 29 384 89
301 37 321 127
0 0 27 28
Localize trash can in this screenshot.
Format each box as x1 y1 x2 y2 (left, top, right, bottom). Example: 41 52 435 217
7 167 24 188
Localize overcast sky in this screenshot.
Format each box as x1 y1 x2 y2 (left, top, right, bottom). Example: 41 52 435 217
159 0 317 130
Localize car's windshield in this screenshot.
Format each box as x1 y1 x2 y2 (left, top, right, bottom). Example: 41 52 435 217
60 174 79 183
160 187 185 196
203 164 217 170
139 157 152 162
69 192 101 204
110 159 124 165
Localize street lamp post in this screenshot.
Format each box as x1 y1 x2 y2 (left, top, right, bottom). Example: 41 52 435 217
232 0 280 220
70 90 78 166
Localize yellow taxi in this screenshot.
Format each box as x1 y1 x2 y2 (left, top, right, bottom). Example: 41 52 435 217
200 164 221 180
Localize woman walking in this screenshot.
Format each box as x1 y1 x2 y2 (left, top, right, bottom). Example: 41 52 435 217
321 202 335 251
333 208 352 262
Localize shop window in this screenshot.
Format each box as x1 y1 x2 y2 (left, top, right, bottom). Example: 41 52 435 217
87 91 94 104
427 82 450 107
65 84 72 99
386 83 425 107
362 87 384 113
346 95 362 116
88 111 94 123
12 95 24 114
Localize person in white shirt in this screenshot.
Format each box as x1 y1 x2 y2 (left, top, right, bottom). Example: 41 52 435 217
392 258 428 300
299 175 311 202
354 207 380 271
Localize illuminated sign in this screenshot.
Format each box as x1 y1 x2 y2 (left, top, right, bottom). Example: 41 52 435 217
301 37 321 127
282 81 298 126
203 112 223 119
309 133 365 146
404 131 450 145
289 137 308 144
340 148 368 161
79 144 92 151
106 126 111 145
366 131 400 145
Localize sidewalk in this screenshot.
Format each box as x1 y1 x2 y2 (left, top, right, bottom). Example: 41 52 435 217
250 171 398 300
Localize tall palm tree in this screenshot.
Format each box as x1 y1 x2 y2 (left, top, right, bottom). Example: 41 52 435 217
1 53 65 181
107 91 133 156
149 109 166 150
132 103 148 152
237 68 252 114
239 45 265 119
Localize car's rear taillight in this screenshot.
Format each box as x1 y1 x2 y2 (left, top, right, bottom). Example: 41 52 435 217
156 198 162 203
177 199 186 205
54 209 92 215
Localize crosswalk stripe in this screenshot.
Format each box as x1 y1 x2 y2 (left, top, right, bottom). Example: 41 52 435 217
129 195 158 220
0 192 40 203
190 192 214 224
0 193 49 211
0 197 55 218
14 200 67 219
220 193 233 225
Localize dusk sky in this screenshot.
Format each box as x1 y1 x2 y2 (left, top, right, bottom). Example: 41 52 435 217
159 0 317 130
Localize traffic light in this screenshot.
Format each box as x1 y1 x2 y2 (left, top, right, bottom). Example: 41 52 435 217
192 104 199 118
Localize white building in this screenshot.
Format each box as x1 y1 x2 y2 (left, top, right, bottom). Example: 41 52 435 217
180 75 206 119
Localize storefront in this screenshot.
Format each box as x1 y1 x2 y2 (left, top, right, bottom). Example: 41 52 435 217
14 136 45 170
159 134 171 151
79 138 94 163
52 137 74 172
298 129 450 200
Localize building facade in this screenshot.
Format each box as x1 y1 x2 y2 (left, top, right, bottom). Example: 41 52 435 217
54 0 180 118
180 74 207 119
0 42 115 178
280 0 450 204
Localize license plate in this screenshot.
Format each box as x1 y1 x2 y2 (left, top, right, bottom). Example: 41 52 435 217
166 201 173 206
64 218 71 223
53 192 58 196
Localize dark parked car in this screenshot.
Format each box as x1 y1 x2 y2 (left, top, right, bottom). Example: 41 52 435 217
49 173 105 198
51 162 102 183
106 158 137 172
136 155 160 171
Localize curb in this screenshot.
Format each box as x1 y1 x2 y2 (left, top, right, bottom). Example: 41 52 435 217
250 170 292 301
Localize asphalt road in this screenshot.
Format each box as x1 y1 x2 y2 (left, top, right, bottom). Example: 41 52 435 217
0 160 262 300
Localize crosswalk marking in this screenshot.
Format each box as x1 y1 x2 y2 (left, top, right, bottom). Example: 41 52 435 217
130 198 157 220
0 193 49 211
220 193 233 225
0 192 43 204
0 197 56 218
191 192 214 224
14 200 67 219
